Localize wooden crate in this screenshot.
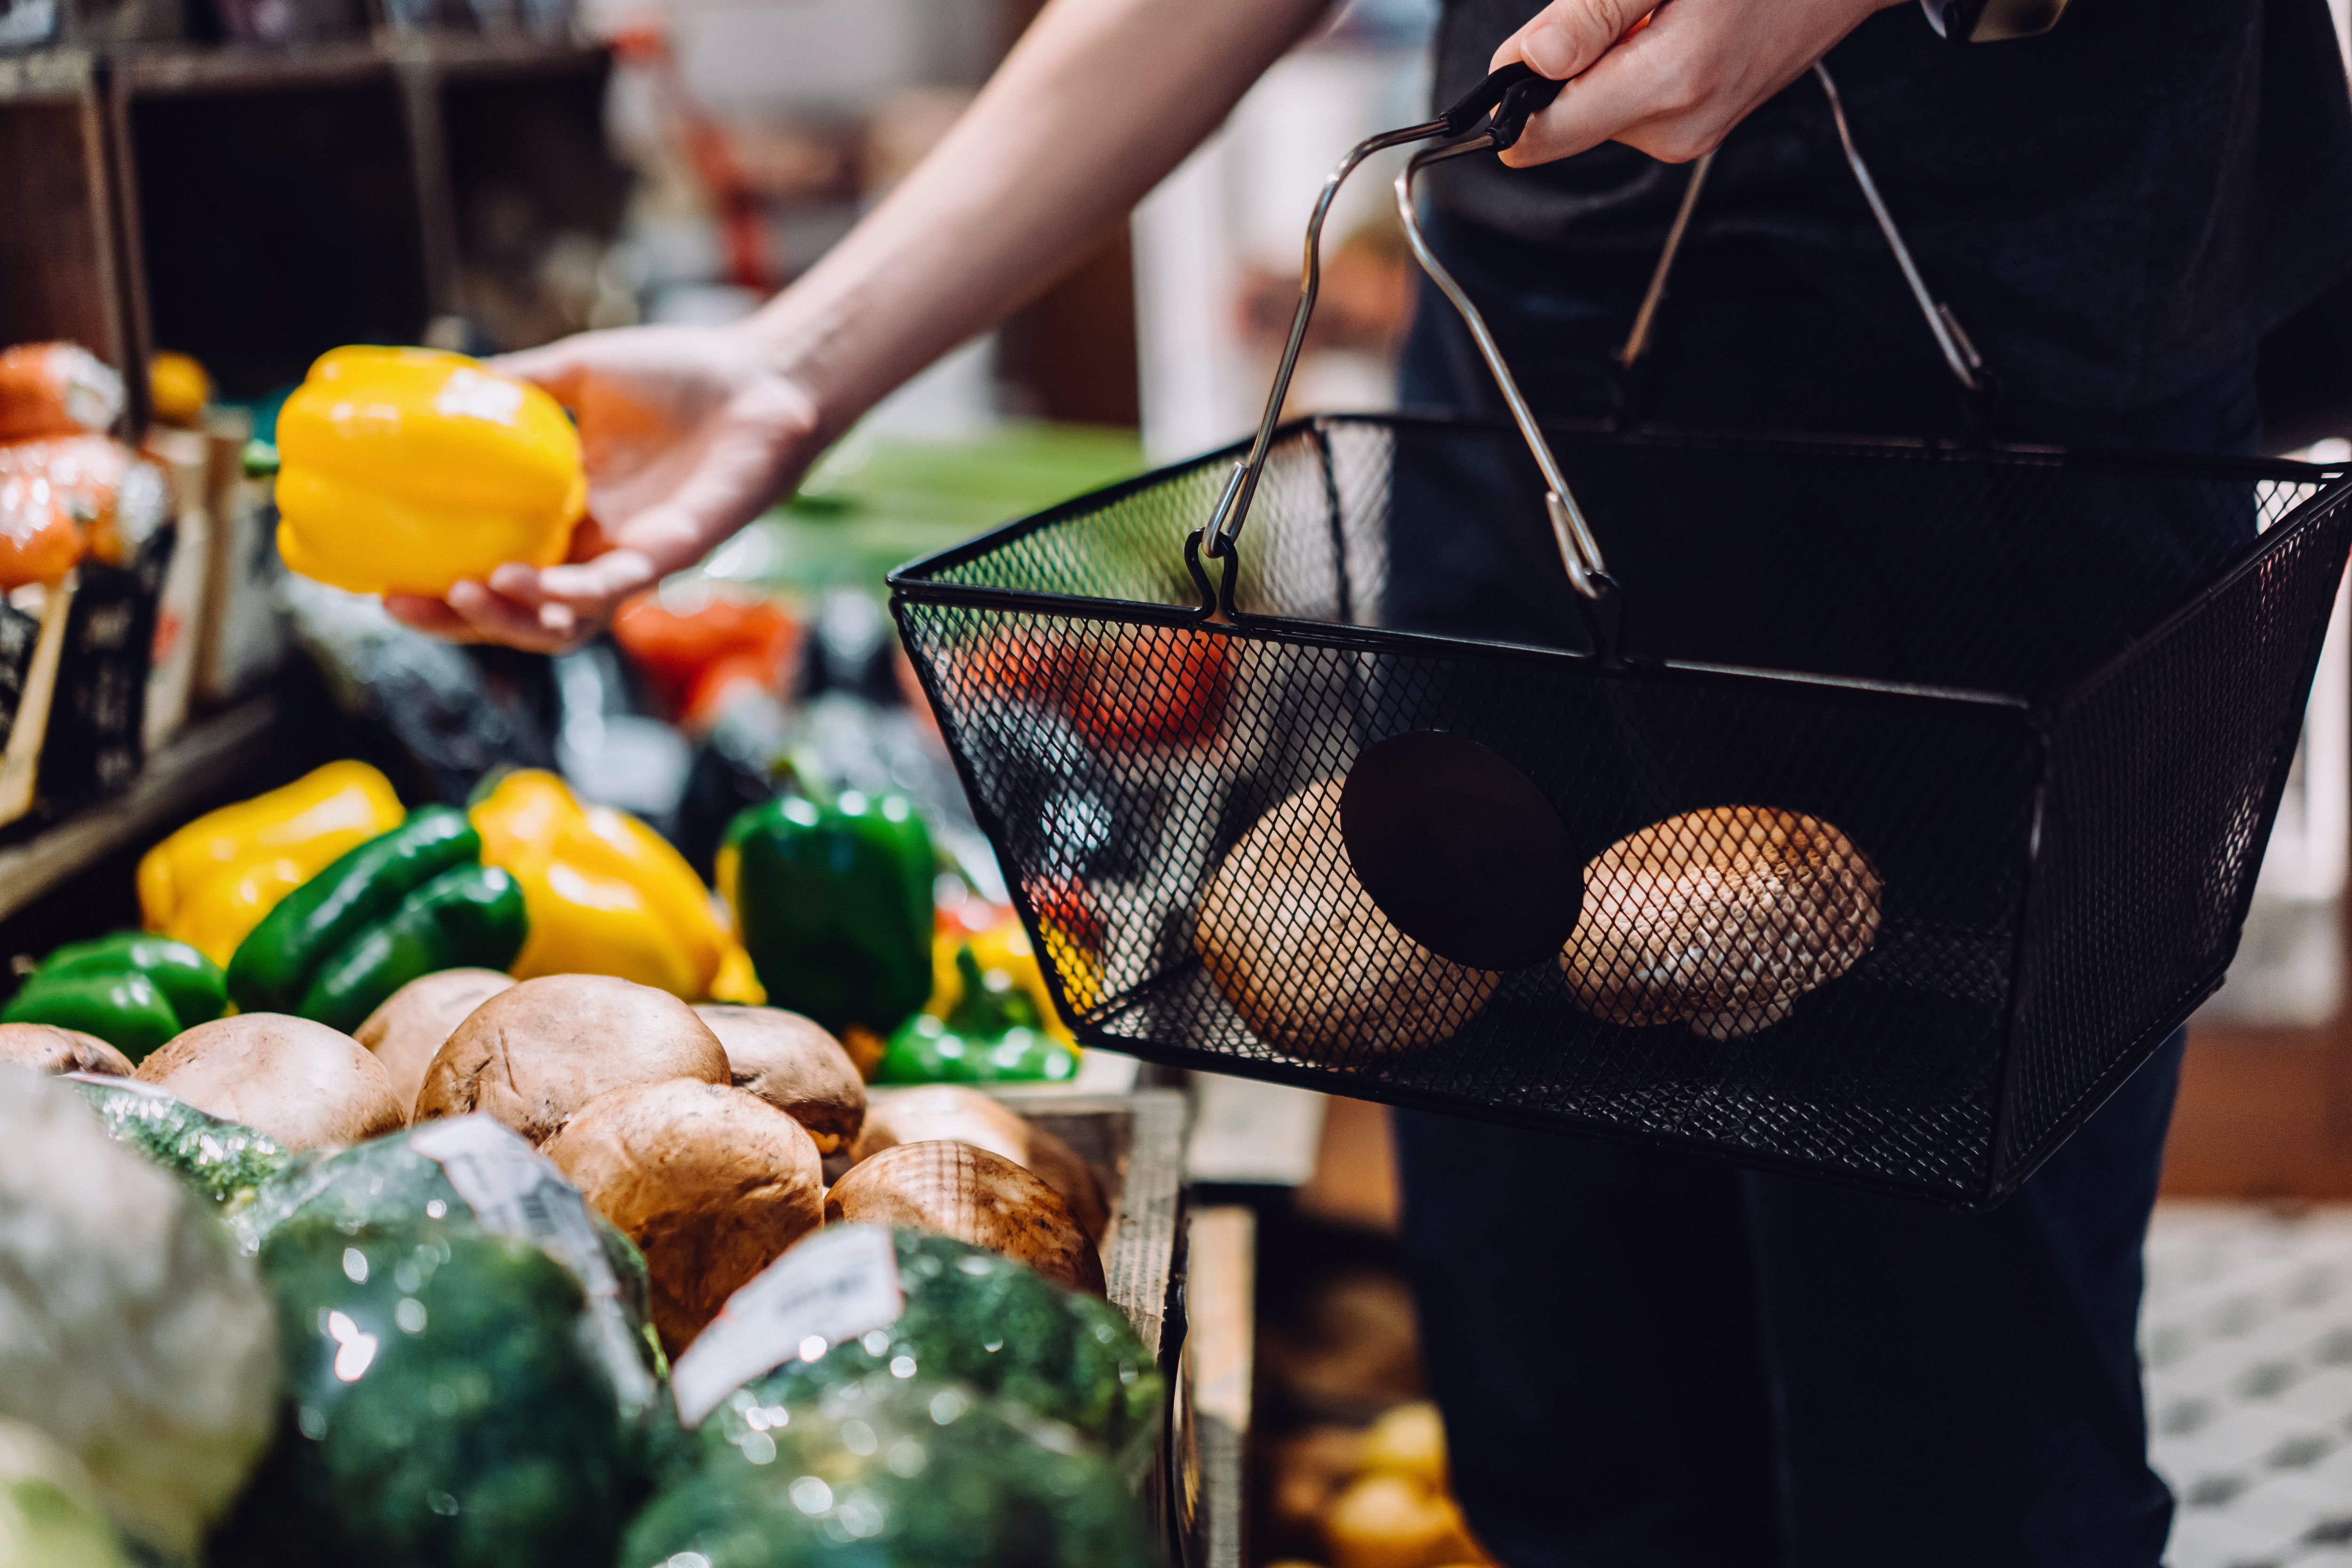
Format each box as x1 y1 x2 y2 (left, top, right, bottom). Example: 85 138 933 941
985 1085 1188 1540
988 1085 1186 1364
1174 1205 1255 1568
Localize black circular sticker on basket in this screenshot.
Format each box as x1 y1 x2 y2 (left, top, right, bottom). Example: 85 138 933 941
1339 732 1581 971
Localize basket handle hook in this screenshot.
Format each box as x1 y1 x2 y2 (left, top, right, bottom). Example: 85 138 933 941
1195 62 1611 604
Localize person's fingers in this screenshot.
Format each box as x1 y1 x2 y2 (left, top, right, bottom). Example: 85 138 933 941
515 548 661 612
1500 13 1719 167
446 578 587 654
383 594 481 640
1491 0 1652 81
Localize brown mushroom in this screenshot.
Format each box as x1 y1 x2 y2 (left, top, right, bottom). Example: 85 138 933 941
1196 778 1499 1058
134 1013 404 1149
1563 805 1882 1040
355 968 515 1119
412 974 729 1144
692 1004 866 1155
854 1084 1108 1241
0 1022 134 1078
544 1078 825 1355
826 1139 1106 1295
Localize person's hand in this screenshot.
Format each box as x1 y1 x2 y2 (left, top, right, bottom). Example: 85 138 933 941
383 324 823 653
1491 0 1908 167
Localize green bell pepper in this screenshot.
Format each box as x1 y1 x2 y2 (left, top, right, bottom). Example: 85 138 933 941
2 931 228 1061
3 969 183 1062
720 791 934 1039
223 808 528 1034
295 864 527 1035
873 945 1080 1084
228 806 481 1015
35 931 227 1030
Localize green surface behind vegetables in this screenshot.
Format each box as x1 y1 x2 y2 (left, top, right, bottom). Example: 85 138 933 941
65 1076 294 1210
697 423 1151 598
211 1217 637 1568
627 1375 1158 1568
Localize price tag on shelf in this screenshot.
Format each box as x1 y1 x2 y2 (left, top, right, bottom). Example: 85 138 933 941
670 1224 903 1429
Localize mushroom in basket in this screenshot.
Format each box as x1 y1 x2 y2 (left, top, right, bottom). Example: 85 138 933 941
1562 805 1882 1040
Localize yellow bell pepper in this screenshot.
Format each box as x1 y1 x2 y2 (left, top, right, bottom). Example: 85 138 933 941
138 760 406 964
470 770 732 1001
926 917 1082 1047
707 942 767 1005
273 346 586 597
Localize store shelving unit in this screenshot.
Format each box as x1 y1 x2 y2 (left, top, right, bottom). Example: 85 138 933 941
0 691 287 926
0 30 620 414
0 690 286 922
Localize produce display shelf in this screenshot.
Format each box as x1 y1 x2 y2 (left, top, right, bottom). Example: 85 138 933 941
0 692 284 923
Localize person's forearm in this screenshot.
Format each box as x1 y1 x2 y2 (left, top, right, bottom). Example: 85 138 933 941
743 0 1331 440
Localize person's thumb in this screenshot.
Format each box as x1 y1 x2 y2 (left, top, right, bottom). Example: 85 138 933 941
488 335 597 405
1494 0 1647 80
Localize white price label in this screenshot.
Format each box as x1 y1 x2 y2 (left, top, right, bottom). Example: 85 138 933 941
671 1224 903 1429
410 1115 655 1409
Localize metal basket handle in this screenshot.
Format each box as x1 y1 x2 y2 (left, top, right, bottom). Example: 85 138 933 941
1192 63 1607 601
1621 62 1990 401
1190 56 2001 618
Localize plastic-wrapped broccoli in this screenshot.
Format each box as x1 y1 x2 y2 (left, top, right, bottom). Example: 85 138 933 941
230 1117 660 1410
0 1068 281 1560
64 1073 294 1210
624 1375 1159 1568
674 1227 1161 1481
211 1212 636 1568
0 1417 129 1568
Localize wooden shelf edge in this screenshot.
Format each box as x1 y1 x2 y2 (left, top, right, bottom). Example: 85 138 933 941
0 692 283 923
0 47 98 103
0 32 604 101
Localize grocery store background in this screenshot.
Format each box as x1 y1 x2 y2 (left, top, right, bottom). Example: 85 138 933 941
14 0 2352 1562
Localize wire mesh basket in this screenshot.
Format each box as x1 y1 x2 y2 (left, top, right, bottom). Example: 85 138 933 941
889 67 2352 1206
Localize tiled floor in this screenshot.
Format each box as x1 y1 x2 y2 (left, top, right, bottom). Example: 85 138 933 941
2147 1204 2352 1567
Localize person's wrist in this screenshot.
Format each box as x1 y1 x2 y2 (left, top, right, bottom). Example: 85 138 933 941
737 294 867 454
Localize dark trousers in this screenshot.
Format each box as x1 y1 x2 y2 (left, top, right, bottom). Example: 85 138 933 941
1390 219 2260 1568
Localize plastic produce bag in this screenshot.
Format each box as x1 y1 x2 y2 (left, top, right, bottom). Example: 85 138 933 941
0 1068 280 1560
0 1417 128 1568
672 1227 1160 1481
211 1210 638 1568
623 1373 1158 1568
66 1074 294 1210
231 1117 661 1412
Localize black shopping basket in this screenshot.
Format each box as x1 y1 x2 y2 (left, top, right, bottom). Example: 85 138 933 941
889 63 2352 1207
